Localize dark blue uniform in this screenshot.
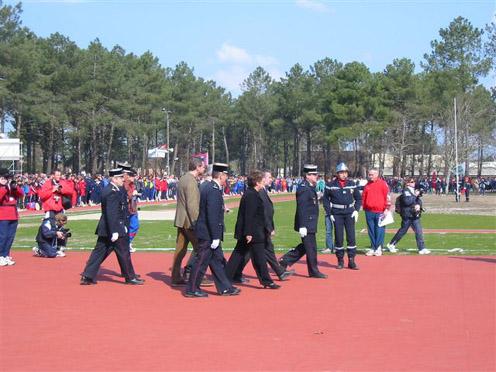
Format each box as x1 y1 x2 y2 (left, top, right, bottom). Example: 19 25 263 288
187 180 235 295
389 187 425 251
323 178 362 265
280 179 324 277
35 217 65 258
81 182 137 283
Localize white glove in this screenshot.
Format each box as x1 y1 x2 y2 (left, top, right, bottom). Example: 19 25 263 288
124 226 128 233
298 227 307 238
211 239 220 249
351 211 359 223
111 232 119 242
330 215 335 222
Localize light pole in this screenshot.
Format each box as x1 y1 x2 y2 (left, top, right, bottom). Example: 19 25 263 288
162 108 171 174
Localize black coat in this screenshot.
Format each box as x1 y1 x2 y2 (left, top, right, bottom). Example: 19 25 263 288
259 188 274 233
95 182 128 238
234 187 266 243
194 180 225 242
399 186 422 219
294 179 319 233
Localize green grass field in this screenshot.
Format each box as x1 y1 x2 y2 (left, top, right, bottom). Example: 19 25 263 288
12 198 496 255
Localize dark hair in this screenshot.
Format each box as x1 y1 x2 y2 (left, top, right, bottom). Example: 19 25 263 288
188 157 204 171
247 170 264 188
212 171 221 179
404 177 416 188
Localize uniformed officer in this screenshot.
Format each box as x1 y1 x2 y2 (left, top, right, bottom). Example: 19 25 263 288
185 163 241 297
279 165 327 278
80 168 144 285
323 163 362 270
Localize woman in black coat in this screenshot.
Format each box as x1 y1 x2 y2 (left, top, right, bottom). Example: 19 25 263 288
226 170 279 289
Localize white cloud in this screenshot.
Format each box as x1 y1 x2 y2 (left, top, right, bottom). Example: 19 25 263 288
212 43 281 96
217 43 252 64
295 0 334 13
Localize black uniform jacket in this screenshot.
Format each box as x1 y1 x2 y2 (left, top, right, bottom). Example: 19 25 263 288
259 187 274 233
399 186 422 219
234 187 266 243
294 179 319 233
95 182 128 238
323 179 362 216
194 180 225 242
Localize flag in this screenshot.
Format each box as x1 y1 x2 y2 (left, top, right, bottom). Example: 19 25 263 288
193 152 208 165
452 164 465 175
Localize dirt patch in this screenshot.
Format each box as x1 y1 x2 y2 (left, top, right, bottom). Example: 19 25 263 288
414 194 496 216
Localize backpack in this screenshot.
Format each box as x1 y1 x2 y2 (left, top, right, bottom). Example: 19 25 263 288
62 194 73 210
394 195 401 214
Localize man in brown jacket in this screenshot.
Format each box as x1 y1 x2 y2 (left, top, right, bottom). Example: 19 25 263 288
171 157 208 286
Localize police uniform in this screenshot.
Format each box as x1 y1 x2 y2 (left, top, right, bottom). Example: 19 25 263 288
186 163 239 297
323 164 362 269
81 169 143 285
279 165 327 278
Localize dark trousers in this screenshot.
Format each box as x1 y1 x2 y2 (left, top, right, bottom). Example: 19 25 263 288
390 217 425 251
82 236 136 281
171 227 199 283
281 233 320 277
226 239 273 286
0 220 18 257
38 241 58 258
333 214 356 249
231 236 286 280
187 239 232 294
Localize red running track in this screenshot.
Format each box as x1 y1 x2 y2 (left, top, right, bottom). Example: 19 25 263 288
1 252 494 371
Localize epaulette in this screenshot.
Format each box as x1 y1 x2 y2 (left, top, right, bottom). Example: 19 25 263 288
300 183 306 187
212 183 219 190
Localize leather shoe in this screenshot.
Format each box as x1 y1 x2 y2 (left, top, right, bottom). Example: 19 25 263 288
311 272 328 279
171 279 187 287
278 258 288 270
233 277 250 284
348 260 359 270
80 276 97 285
125 278 145 285
184 291 208 298
264 282 281 289
220 287 241 296
279 269 295 281
200 279 215 287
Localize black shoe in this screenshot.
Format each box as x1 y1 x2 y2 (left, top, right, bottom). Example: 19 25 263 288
233 277 250 284
311 272 328 279
125 278 145 285
348 260 359 270
336 259 344 270
264 282 281 289
80 276 97 285
279 269 295 281
278 258 288 270
220 287 241 296
184 291 208 298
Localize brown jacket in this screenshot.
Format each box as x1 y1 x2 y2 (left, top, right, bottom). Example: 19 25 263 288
174 172 200 229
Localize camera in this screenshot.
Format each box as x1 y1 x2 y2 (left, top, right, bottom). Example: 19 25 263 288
60 228 72 238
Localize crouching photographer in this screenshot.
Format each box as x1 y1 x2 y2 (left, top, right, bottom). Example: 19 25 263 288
386 177 431 255
33 214 70 258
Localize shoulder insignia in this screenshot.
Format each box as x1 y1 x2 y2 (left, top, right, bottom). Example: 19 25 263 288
212 183 219 190
405 192 411 196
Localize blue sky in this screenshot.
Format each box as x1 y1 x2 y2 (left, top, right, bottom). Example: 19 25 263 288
8 0 496 96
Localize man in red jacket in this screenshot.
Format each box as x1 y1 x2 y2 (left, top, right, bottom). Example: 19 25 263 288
362 168 391 257
0 169 24 266
39 169 74 218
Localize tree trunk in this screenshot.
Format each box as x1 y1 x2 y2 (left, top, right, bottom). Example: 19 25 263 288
222 126 229 165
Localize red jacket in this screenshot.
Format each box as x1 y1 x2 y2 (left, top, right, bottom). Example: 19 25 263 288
0 185 24 220
362 178 390 213
39 178 74 212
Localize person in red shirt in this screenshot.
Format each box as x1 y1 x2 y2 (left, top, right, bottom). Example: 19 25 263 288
362 168 391 257
0 169 24 266
38 169 74 218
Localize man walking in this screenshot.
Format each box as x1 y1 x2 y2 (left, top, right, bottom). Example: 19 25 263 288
279 165 327 279
185 163 240 297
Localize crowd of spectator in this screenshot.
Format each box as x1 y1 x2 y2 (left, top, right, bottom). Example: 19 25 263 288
7 171 496 211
